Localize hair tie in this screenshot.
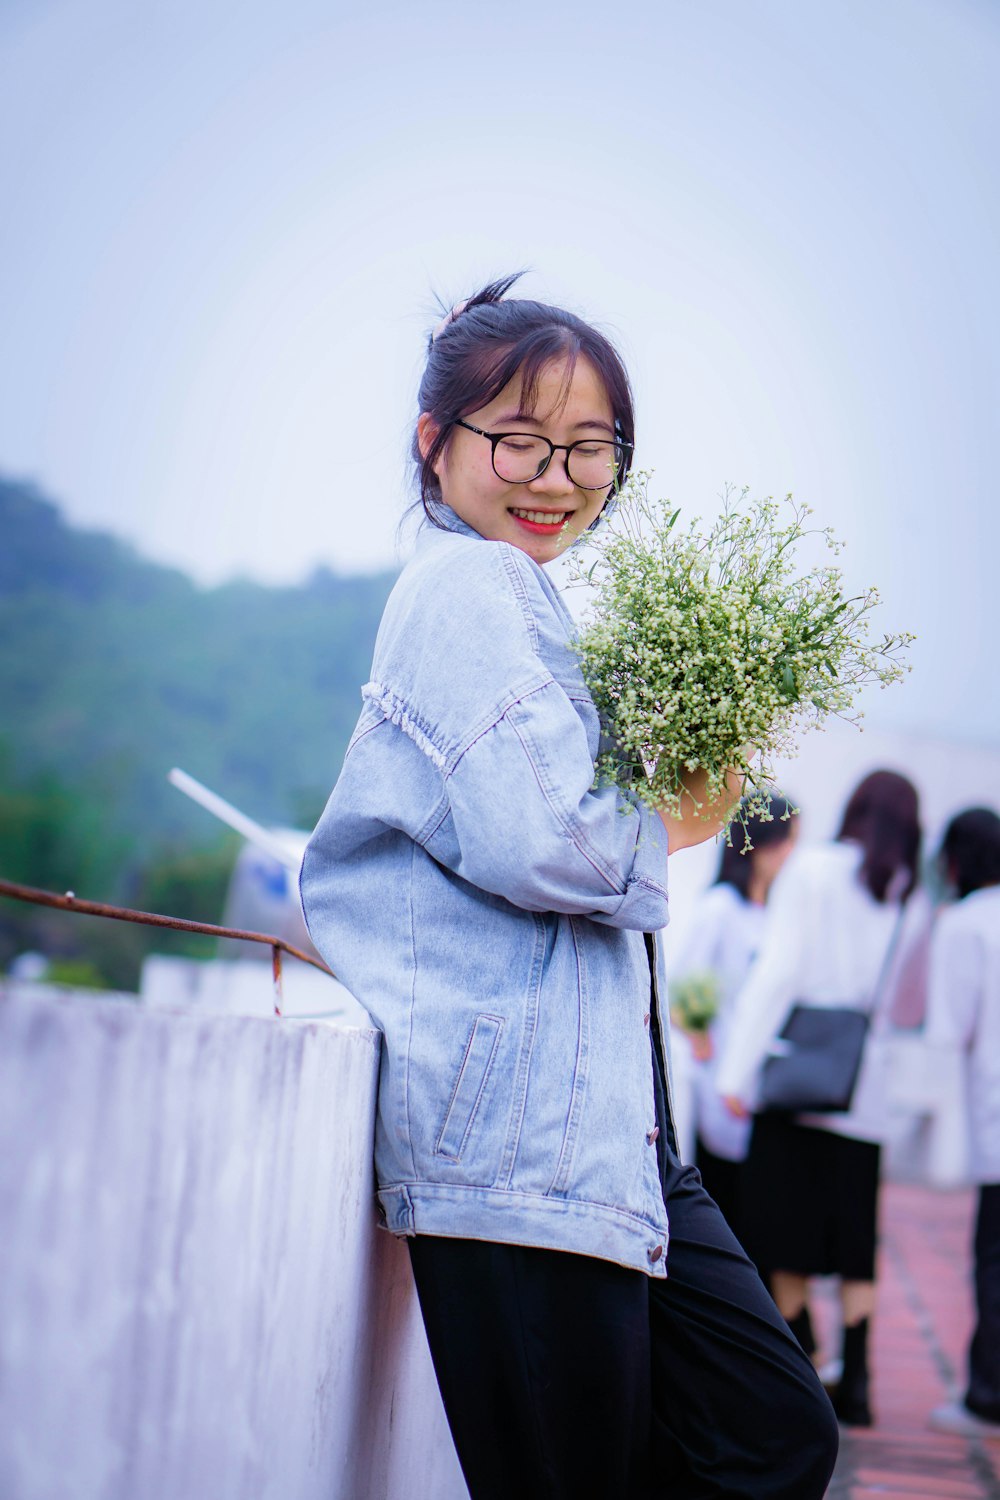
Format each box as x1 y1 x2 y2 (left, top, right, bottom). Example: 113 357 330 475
431 298 470 343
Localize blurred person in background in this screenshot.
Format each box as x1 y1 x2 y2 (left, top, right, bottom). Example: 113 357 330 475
668 795 798 1239
925 808 1000 1441
716 770 922 1428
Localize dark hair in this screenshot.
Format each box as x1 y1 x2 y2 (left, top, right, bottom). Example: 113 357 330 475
940 806 1000 899
715 794 798 901
836 769 921 903
412 274 635 520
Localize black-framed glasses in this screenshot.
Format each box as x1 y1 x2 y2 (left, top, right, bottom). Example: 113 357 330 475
453 419 631 490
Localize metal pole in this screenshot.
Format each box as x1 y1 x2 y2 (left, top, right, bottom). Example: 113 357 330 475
0 877 335 984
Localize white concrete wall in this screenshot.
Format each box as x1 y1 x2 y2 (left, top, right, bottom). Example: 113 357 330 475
0 989 468 1500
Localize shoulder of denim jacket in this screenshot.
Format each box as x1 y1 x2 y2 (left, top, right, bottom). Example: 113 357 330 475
404 534 544 643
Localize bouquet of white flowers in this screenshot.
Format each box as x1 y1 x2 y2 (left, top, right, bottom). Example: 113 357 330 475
668 970 721 1035
570 474 913 843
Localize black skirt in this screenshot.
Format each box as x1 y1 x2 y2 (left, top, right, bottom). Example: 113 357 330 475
694 1137 747 1244
740 1113 881 1282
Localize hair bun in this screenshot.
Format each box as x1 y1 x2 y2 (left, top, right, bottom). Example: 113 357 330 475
430 299 470 343
429 273 527 345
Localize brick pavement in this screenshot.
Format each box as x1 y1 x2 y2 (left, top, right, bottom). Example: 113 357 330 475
822 1182 1000 1500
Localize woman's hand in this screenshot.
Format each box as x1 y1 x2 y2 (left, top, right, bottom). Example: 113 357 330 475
658 765 745 853
671 1015 715 1062
689 1030 714 1063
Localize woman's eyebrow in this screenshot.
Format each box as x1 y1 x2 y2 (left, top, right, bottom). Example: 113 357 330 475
570 419 616 435
492 411 615 435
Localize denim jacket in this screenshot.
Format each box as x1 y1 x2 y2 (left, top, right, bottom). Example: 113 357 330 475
300 505 674 1276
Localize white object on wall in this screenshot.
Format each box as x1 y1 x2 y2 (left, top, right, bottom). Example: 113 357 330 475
140 954 369 1025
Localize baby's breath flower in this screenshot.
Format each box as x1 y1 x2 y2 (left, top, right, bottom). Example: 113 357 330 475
569 475 914 844
669 971 721 1032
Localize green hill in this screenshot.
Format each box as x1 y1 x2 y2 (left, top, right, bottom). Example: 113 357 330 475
0 476 396 981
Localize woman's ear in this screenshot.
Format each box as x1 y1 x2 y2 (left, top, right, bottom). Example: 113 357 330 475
416 412 440 464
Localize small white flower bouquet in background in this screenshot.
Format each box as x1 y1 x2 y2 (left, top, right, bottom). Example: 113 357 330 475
669 970 721 1034
570 474 913 843
669 970 721 1063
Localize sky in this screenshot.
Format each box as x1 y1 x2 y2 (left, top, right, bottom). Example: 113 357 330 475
2 0 998 748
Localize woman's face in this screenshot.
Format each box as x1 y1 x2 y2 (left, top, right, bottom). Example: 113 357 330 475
419 355 616 566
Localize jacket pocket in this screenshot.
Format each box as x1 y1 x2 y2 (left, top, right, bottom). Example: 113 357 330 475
435 1014 504 1161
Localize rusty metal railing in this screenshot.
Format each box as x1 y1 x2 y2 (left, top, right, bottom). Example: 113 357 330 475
0 878 335 1018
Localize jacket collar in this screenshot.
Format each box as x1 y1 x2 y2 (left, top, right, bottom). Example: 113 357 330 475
420 500 483 544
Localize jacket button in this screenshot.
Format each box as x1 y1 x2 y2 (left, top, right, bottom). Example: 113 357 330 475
648 1243 663 1263
647 1126 660 1145
643 1012 651 1027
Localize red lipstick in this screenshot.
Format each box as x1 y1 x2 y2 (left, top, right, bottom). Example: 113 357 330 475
508 510 569 535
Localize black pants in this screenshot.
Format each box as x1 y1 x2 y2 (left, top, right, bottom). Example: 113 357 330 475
966 1182 1000 1422
409 1151 839 1500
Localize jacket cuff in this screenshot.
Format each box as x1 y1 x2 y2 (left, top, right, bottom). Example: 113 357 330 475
591 800 670 931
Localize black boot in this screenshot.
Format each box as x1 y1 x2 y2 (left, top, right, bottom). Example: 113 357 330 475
832 1318 873 1427
785 1305 816 1358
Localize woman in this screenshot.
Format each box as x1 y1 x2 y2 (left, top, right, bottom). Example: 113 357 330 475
668 797 798 1239
300 276 838 1498
716 769 922 1428
925 807 1000 1440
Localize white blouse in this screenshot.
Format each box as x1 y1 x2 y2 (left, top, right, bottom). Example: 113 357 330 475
667 883 764 1161
924 885 1000 1184
715 841 902 1144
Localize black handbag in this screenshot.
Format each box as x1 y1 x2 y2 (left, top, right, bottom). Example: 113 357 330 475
758 1005 870 1114
757 906 907 1116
